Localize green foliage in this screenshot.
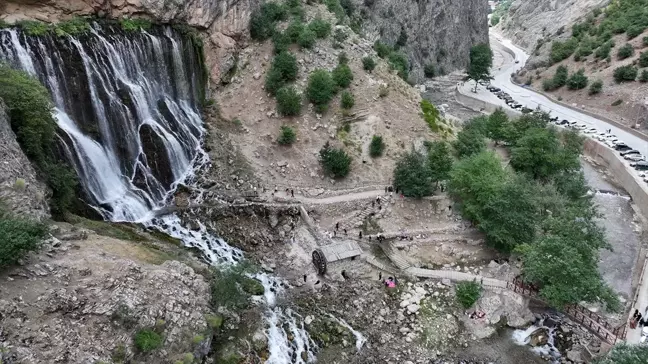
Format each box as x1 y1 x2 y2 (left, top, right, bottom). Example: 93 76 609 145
644 36 648 46
424 64 436 78
119 18 153 32
640 69 648 82
340 91 355 109
325 0 346 21
613 64 638 82
205 314 224 329
265 52 299 95
308 18 331 39
133 329 163 352
333 28 348 44
369 135 385 158
420 100 443 133
340 0 355 17
617 43 635 59
640 51 648 67
297 27 316 49
395 27 408 48
553 65 569 88
567 68 589 90
272 31 291 54
485 108 510 143
627 25 645 39
53 17 91 37
0 64 77 216
453 128 486 158
455 281 482 309
277 125 297 145
338 52 349 65
393 150 433 198
549 38 579 64
111 344 127 363
250 2 287 40
285 20 305 42
319 142 352 178
595 40 613 59
276 87 302 116
17 20 49 36
594 344 648 364
307 69 337 112
490 0 513 27
332 64 353 88
467 44 493 88
210 262 260 310
510 127 580 181
589 79 603 94
373 40 392 58
0 208 47 271
387 52 409 80
490 15 501 26
426 141 453 184
362 57 376 72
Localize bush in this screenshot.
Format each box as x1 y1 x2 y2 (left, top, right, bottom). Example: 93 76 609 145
589 79 603 95
424 64 436 78
595 41 612 59
362 57 376 72
542 79 556 91
455 280 482 309
307 69 337 112
0 210 48 270
369 135 385 157
332 64 353 88
627 25 645 40
119 18 152 32
549 38 579 64
272 32 291 54
264 52 299 95
338 52 349 65
297 28 316 49
340 91 355 109
250 3 287 41
567 69 589 90
453 128 486 158
0 64 77 216
276 86 302 116
644 36 648 47
612 99 623 106
319 142 352 178
54 17 91 37
613 65 638 82
640 70 648 83
374 40 392 58
333 28 348 44
388 51 409 80
393 150 433 198
285 20 305 42
640 52 648 67
553 65 569 88
308 18 331 39
617 43 635 59
277 125 297 145
133 329 163 352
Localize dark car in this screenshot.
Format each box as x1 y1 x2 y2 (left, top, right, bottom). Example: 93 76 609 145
614 143 632 151
559 119 569 125
631 161 648 170
521 107 533 114
620 149 641 156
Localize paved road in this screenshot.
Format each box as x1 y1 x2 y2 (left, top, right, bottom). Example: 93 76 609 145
459 31 648 157
627 259 648 344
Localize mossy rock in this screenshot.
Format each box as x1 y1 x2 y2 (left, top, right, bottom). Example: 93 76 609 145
240 277 265 296
205 314 224 329
306 317 354 347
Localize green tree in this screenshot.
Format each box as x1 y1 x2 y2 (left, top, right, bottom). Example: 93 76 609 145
449 151 508 222
486 108 509 144
455 280 482 309
567 68 589 90
453 128 486 158
553 65 569 88
617 43 635 59
467 43 493 92
277 125 297 146
589 79 603 95
338 52 349 65
640 69 648 83
373 40 391 58
264 52 299 95
133 329 163 352
332 64 353 88
362 57 376 72
297 28 316 49
549 38 579 64
319 142 352 178
308 18 331 39
306 69 337 112
0 210 48 270
426 141 452 185
388 52 409 80
613 65 638 82
249 3 287 40
640 51 648 68
424 64 436 78
285 20 305 42
393 150 433 198
340 91 354 109
594 344 648 364
510 127 579 181
276 86 302 116
369 135 385 157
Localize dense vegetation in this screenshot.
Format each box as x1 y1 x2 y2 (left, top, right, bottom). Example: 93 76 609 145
369 135 385 157
455 281 482 308
447 109 619 311
392 140 452 198
0 64 78 217
490 0 513 26
594 344 648 363
0 206 48 271
373 41 410 80
277 125 297 145
319 142 352 178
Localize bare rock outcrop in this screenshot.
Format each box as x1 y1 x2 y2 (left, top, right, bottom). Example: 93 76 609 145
0 99 49 219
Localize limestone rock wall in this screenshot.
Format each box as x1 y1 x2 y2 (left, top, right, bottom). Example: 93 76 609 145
358 0 490 81
0 99 49 220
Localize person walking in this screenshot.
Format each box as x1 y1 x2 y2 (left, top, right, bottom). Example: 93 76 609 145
343 229 347 235
335 222 339 231
359 231 363 239
291 189 294 198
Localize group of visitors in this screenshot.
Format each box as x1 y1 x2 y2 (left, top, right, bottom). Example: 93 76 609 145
631 309 646 329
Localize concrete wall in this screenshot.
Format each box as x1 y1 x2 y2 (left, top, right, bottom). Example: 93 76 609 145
583 139 648 219
454 88 521 119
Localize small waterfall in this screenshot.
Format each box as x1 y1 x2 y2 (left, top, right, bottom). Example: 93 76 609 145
327 314 367 352
512 317 562 363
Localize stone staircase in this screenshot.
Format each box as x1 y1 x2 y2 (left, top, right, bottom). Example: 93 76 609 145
335 195 389 233
379 241 411 270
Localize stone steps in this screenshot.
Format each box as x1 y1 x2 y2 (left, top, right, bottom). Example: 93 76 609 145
335 196 388 232
380 241 411 270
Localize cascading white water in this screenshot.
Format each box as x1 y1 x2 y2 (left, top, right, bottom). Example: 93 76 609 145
327 314 367 352
512 318 562 362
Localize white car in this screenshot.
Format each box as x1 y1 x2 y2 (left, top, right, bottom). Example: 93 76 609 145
576 124 588 130
568 121 578 128
595 133 607 141
585 128 598 134
625 154 645 162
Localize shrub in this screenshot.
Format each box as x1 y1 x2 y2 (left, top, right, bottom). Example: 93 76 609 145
339 0 355 17
54 17 91 37
627 25 645 40
277 125 297 145
333 28 348 44
549 38 579 64
17 20 50 36
617 43 635 59
613 65 638 82
272 31 291 54
308 18 331 39
205 314 224 330
455 280 482 309
424 64 436 78
567 69 589 90
319 142 352 178
340 91 355 109
264 52 299 95
297 28 316 49
0 64 77 216
133 329 163 352
640 52 648 68
285 20 305 42
542 79 556 91
338 52 349 65
249 3 287 40
388 51 409 80
325 0 345 20
362 57 376 72
373 40 392 58
395 27 408 49
553 65 569 88
589 79 603 95
612 99 623 106
332 64 353 88
0 210 48 270
119 18 152 32
265 68 286 96
307 69 337 112
595 41 613 59
276 87 302 116
378 84 389 97
111 344 127 363
393 150 433 198
644 36 648 47
369 135 385 157
640 70 648 83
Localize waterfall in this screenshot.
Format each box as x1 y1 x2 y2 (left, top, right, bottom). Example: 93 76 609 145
0 24 207 222
0 23 318 363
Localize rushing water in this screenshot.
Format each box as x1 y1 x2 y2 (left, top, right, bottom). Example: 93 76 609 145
0 24 331 363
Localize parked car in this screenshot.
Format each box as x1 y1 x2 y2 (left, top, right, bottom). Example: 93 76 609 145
558 119 569 125
521 107 533 113
631 161 648 170
614 143 632 151
550 116 559 122
584 128 598 134
620 149 641 156
625 154 645 162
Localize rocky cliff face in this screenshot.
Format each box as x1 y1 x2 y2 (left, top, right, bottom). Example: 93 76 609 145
0 100 49 219
358 0 489 81
496 0 609 53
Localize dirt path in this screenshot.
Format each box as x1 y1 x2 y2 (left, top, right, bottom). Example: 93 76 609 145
273 189 385 205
